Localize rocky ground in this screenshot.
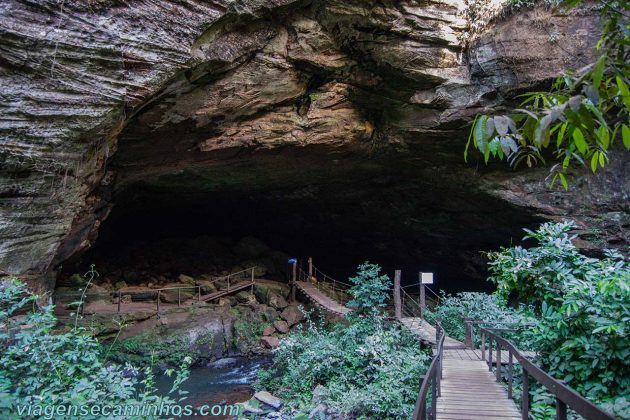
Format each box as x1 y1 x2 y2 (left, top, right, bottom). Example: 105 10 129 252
56 279 306 367
58 235 290 290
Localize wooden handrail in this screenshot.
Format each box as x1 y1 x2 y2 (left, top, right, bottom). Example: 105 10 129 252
111 267 258 313
413 321 445 420
480 327 615 420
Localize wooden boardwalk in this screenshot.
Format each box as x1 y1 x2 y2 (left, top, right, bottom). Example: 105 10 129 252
294 281 352 315
199 280 253 302
437 354 521 419
400 317 465 349
441 348 537 363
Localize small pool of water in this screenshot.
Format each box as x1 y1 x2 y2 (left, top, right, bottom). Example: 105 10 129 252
156 356 272 419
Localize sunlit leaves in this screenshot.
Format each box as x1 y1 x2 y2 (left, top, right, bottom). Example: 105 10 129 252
464 0 630 189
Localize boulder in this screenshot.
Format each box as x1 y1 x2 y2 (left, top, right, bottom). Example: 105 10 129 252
160 287 194 303
235 291 256 304
218 297 235 306
114 281 128 290
268 293 288 310
273 320 289 334
178 274 195 285
280 305 305 327
237 400 265 415
207 357 239 369
197 280 217 294
253 391 283 409
260 336 280 349
254 282 290 305
263 326 275 336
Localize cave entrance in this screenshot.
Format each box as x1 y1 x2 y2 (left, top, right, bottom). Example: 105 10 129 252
61 155 540 295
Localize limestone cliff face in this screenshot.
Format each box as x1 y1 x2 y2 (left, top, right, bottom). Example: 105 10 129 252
0 0 627 288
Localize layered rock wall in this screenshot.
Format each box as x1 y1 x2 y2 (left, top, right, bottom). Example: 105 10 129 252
1 0 626 288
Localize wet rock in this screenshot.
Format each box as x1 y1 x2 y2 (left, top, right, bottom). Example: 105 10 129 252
207 357 239 369
260 336 280 349
254 391 283 409
280 305 305 327
273 320 289 334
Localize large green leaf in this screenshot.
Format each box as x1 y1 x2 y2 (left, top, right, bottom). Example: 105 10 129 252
573 128 588 154
622 124 630 150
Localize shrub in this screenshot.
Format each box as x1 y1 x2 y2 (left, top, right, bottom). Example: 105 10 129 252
486 221 630 417
256 263 431 419
346 262 391 317
0 278 189 418
424 292 534 348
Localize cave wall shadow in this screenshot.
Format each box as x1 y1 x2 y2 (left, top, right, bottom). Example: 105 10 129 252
68 171 542 294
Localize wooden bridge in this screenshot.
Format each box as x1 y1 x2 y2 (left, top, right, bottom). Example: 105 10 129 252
291 260 615 420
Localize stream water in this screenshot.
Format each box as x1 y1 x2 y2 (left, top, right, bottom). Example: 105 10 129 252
156 356 272 419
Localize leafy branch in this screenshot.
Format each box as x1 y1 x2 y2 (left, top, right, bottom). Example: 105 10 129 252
465 0 630 189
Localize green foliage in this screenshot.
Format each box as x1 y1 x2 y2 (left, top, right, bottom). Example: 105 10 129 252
109 331 194 368
465 0 630 188
424 292 535 349
486 222 630 417
0 278 190 419
233 318 267 349
256 264 431 419
346 262 391 317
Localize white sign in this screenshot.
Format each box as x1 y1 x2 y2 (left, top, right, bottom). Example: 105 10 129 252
420 272 434 284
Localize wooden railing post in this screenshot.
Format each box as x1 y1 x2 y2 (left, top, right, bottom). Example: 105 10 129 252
394 270 402 320
157 290 161 315
431 376 437 420
419 283 426 318
496 343 502 382
291 260 297 302
508 351 513 399
481 331 486 361
522 367 529 420
198 286 201 301
464 319 473 349
227 275 231 290
488 336 493 370
117 290 121 313
177 288 181 307
556 397 567 420
308 257 313 279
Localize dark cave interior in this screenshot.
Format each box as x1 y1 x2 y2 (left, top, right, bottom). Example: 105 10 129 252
62 158 542 294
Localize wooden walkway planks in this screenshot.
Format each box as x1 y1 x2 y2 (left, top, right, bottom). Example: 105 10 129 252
400 317 465 349
199 280 254 302
437 355 521 419
294 281 352 315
